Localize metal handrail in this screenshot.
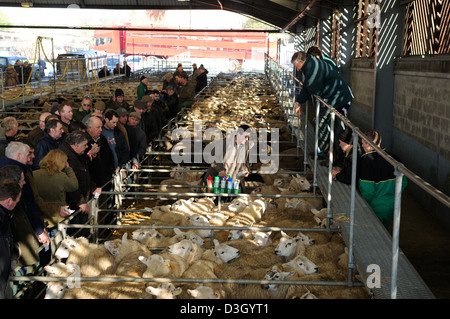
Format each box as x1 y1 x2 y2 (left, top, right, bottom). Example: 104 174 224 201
264 53 449 299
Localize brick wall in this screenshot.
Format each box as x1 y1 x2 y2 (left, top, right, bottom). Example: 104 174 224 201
393 56 450 160
349 58 375 116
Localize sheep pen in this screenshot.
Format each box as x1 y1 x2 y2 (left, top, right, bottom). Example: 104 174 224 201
39 73 369 300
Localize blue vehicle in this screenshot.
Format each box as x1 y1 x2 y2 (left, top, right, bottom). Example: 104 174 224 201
0 56 46 80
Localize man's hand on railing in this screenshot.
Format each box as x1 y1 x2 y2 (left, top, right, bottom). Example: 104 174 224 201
79 203 90 213
295 102 301 116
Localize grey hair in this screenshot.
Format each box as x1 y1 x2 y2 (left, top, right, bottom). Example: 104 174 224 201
1 117 18 132
5 141 29 160
65 130 89 146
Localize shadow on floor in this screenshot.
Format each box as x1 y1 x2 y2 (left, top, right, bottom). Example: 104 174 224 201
396 190 450 299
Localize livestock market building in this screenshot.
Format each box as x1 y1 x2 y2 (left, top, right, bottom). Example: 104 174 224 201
0 0 449 305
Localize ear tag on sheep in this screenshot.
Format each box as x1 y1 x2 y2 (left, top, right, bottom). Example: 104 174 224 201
167 263 175 270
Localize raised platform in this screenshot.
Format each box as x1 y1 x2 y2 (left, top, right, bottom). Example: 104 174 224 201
294 118 435 299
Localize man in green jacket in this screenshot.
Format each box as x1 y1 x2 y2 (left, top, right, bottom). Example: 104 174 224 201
137 76 148 101
359 130 408 229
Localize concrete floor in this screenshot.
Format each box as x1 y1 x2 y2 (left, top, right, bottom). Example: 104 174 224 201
397 190 450 299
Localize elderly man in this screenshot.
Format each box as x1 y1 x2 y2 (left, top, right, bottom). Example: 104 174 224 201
59 131 101 215
26 112 52 147
85 116 115 189
73 95 93 123
0 142 51 269
0 116 19 157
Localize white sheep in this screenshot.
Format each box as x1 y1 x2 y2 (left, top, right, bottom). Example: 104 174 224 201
253 230 273 248
227 220 253 241
274 231 312 261
138 254 173 278
44 281 68 299
187 284 222 299
104 232 150 264
55 236 115 277
228 196 250 212
182 259 218 280
146 283 183 299
224 238 282 269
281 255 319 276
167 238 204 265
201 239 240 264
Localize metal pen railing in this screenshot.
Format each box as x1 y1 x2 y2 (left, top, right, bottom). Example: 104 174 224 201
264 53 450 299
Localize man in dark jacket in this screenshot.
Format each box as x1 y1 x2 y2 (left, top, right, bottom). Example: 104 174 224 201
195 66 208 93
176 73 196 109
102 109 130 172
165 85 179 120
0 142 50 269
85 116 115 188
292 51 353 162
0 117 19 157
32 118 65 170
0 177 21 299
126 112 147 166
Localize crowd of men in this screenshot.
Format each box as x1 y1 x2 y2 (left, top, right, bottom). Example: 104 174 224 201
0 62 208 298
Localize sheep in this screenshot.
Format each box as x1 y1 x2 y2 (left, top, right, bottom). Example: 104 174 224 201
170 164 204 184
185 213 213 238
221 238 282 269
281 255 319 276
285 197 323 212
222 265 297 299
260 265 299 299
310 208 337 228
274 231 312 262
182 259 219 280
227 220 253 241
104 232 150 263
44 262 74 277
187 284 222 299
148 252 190 278
44 282 68 299
62 280 150 299
227 196 251 212
134 227 204 249
55 236 115 277
166 238 204 265
289 174 312 192
225 199 268 226
146 283 183 299
201 239 240 264
138 254 173 278
253 230 273 248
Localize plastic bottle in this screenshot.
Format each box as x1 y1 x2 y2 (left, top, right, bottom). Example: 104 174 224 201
207 176 213 193
233 180 240 194
213 176 220 194
227 177 233 194
220 176 227 193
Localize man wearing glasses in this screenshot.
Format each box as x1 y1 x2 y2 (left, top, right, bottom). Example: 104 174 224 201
73 95 93 123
